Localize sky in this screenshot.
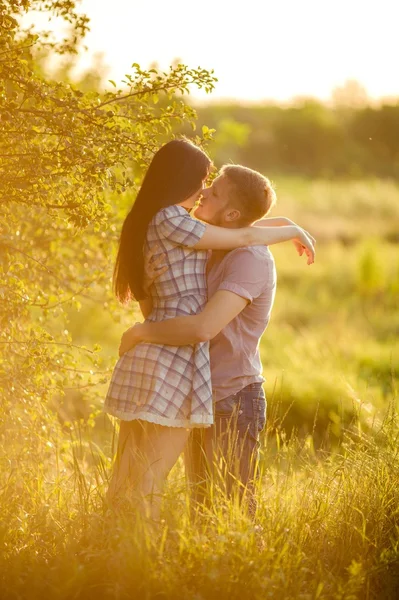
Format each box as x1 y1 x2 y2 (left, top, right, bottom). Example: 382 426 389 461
41 0 399 103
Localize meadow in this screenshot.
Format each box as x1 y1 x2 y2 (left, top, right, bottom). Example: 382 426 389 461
1 177 398 599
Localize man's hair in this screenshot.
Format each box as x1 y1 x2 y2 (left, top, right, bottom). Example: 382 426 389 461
221 164 276 224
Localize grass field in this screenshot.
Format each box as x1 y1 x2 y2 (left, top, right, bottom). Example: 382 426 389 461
1 177 398 599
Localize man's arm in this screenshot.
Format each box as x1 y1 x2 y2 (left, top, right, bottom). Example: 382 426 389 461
119 290 247 355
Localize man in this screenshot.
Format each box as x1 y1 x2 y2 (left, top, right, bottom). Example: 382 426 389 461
119 164 314 514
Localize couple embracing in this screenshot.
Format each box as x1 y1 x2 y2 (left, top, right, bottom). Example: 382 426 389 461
104 139 315 520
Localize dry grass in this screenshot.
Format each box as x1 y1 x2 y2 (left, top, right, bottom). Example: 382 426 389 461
1 409 398 600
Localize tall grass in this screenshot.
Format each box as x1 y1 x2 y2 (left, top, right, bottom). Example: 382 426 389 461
1 177 398 598
1 405 398 599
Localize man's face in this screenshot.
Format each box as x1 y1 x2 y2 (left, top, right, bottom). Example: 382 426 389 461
193 174 232 226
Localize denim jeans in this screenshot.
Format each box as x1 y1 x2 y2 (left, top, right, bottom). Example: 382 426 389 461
185 382 266 515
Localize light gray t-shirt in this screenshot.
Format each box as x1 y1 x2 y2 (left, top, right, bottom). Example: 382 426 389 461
207 246 277 402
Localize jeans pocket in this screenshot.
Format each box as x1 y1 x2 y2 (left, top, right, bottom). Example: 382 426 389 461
215 395 238 417
231 390 264 442
215 389 266 443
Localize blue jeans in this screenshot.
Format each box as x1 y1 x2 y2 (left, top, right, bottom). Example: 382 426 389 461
185 382 266 515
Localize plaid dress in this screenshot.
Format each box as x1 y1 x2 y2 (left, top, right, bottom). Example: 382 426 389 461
104 205 213 428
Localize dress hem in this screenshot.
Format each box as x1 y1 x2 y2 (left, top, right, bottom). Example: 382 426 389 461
104 408 213 429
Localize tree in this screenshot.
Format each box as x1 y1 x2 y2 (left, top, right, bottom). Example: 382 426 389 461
331 79 369 109
272 101 344 176
0 0 216 459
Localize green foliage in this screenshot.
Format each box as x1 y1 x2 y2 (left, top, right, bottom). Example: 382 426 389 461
263 234 398 442
356 241 387 296
265 177 399 242
190 99 399 178
207 118 250 164
0 0 216 467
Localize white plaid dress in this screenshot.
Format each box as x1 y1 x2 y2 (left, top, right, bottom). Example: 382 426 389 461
104 205 213 428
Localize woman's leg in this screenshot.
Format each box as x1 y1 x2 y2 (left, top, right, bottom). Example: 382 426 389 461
106 420 143 504
184 428 212 512
107 420 190 520
138 423 190 521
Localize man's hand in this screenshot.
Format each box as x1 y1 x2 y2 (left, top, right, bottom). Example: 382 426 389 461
143 245 168 295
119 323 143 357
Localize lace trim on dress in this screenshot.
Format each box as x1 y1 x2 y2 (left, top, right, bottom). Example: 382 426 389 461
104 408 213 428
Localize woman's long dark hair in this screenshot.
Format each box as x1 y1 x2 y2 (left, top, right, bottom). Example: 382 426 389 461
114 139 211 302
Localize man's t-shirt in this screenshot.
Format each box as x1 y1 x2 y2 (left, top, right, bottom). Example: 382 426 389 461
207 246 277 402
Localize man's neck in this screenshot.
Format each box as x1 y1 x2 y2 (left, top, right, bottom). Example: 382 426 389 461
207 219 255 270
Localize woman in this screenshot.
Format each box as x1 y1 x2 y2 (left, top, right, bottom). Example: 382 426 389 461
105 139 314 519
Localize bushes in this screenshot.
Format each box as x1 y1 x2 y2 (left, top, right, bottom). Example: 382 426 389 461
192 100 399 179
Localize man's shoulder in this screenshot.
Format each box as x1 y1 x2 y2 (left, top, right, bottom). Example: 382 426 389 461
220 246 276 292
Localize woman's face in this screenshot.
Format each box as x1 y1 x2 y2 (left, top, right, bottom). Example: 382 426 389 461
181 179 207 209
193 174 231 225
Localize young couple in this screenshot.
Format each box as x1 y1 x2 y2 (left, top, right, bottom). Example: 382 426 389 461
104 139 315 520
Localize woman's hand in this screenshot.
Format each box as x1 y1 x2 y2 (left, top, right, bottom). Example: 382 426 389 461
119 323 143 357
293 228 316 259
253 216 315 262
294 227 316 264
271 218 316 259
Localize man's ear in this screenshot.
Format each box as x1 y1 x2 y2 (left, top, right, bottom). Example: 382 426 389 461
225 208 241 223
